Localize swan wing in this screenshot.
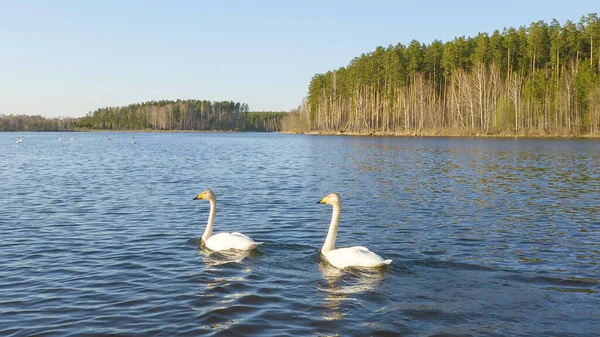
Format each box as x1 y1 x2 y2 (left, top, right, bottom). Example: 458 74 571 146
231 232 253 240
325 246 392 269
205 232 262 252
231 232 264 246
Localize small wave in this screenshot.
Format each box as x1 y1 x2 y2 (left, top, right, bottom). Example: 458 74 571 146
266 242 314 251
409 258 497 272
544 287 598 294
505 274 599 289
196 304 256 324
401 307 468 324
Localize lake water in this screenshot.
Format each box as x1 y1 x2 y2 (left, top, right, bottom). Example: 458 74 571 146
1 132 599 336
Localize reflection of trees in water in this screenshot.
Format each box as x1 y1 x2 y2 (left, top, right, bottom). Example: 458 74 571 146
317 260 385 321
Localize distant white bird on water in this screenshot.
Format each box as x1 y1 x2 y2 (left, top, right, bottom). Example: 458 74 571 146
105 135 111 141
58 135 62 142
71 134 74 141
317 193 392 269
193 189 262 252
16 136 23 144
131 136 136 144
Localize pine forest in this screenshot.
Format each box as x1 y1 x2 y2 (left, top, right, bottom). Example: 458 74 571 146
282 14 600 136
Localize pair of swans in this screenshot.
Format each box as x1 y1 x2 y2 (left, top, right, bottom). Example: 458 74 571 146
193 190 392 269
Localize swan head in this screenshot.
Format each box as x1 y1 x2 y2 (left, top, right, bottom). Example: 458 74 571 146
318 193 341 206
193 189 216 201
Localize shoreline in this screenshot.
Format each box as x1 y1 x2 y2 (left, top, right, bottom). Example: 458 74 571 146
4 128 600 139
76 129 240 133
0 129 245 133
281 130 600 139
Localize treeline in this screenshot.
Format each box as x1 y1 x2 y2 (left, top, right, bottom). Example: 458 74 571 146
283 13 600 136
245 111 286 132
1 100 287 132
0 114 75 131
73 100 286 132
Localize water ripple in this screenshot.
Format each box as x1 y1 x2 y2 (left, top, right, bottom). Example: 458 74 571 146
1 132 599 336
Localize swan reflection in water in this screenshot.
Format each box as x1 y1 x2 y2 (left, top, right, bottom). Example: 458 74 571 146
317 260 385 321
199 248 257 266
192 248 257 332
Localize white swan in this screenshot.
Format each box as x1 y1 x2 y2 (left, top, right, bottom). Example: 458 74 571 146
318 193 392 269
193 189 262 252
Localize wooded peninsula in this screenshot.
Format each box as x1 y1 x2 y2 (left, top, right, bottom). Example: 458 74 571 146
0 100 286 132
281 14 600 137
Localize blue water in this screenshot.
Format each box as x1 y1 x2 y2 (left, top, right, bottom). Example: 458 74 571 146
1 132 599 336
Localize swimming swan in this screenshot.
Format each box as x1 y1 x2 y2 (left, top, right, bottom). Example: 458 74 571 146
193 189 262 252
318 193 392 269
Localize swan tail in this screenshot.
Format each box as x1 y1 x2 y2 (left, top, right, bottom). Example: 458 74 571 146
383 259 393 265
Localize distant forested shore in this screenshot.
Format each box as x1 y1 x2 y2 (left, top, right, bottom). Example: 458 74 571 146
282 13 600 137
5 14 600 138
1 100 286 132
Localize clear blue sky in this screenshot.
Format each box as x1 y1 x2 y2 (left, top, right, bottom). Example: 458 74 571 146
0 0 596 117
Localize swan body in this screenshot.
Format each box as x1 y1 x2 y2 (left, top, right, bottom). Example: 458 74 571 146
322 246 391 269
194 189 262 252
318 193 392 269
204 232 260 251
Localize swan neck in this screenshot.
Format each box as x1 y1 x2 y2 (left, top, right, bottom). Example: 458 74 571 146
322 203 341 254
201 199 216 242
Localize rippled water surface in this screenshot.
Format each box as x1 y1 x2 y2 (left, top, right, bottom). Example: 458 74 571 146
1 132 599 336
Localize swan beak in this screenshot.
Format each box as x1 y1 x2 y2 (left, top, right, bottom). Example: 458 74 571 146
318 196 328 204
193 193 204 200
